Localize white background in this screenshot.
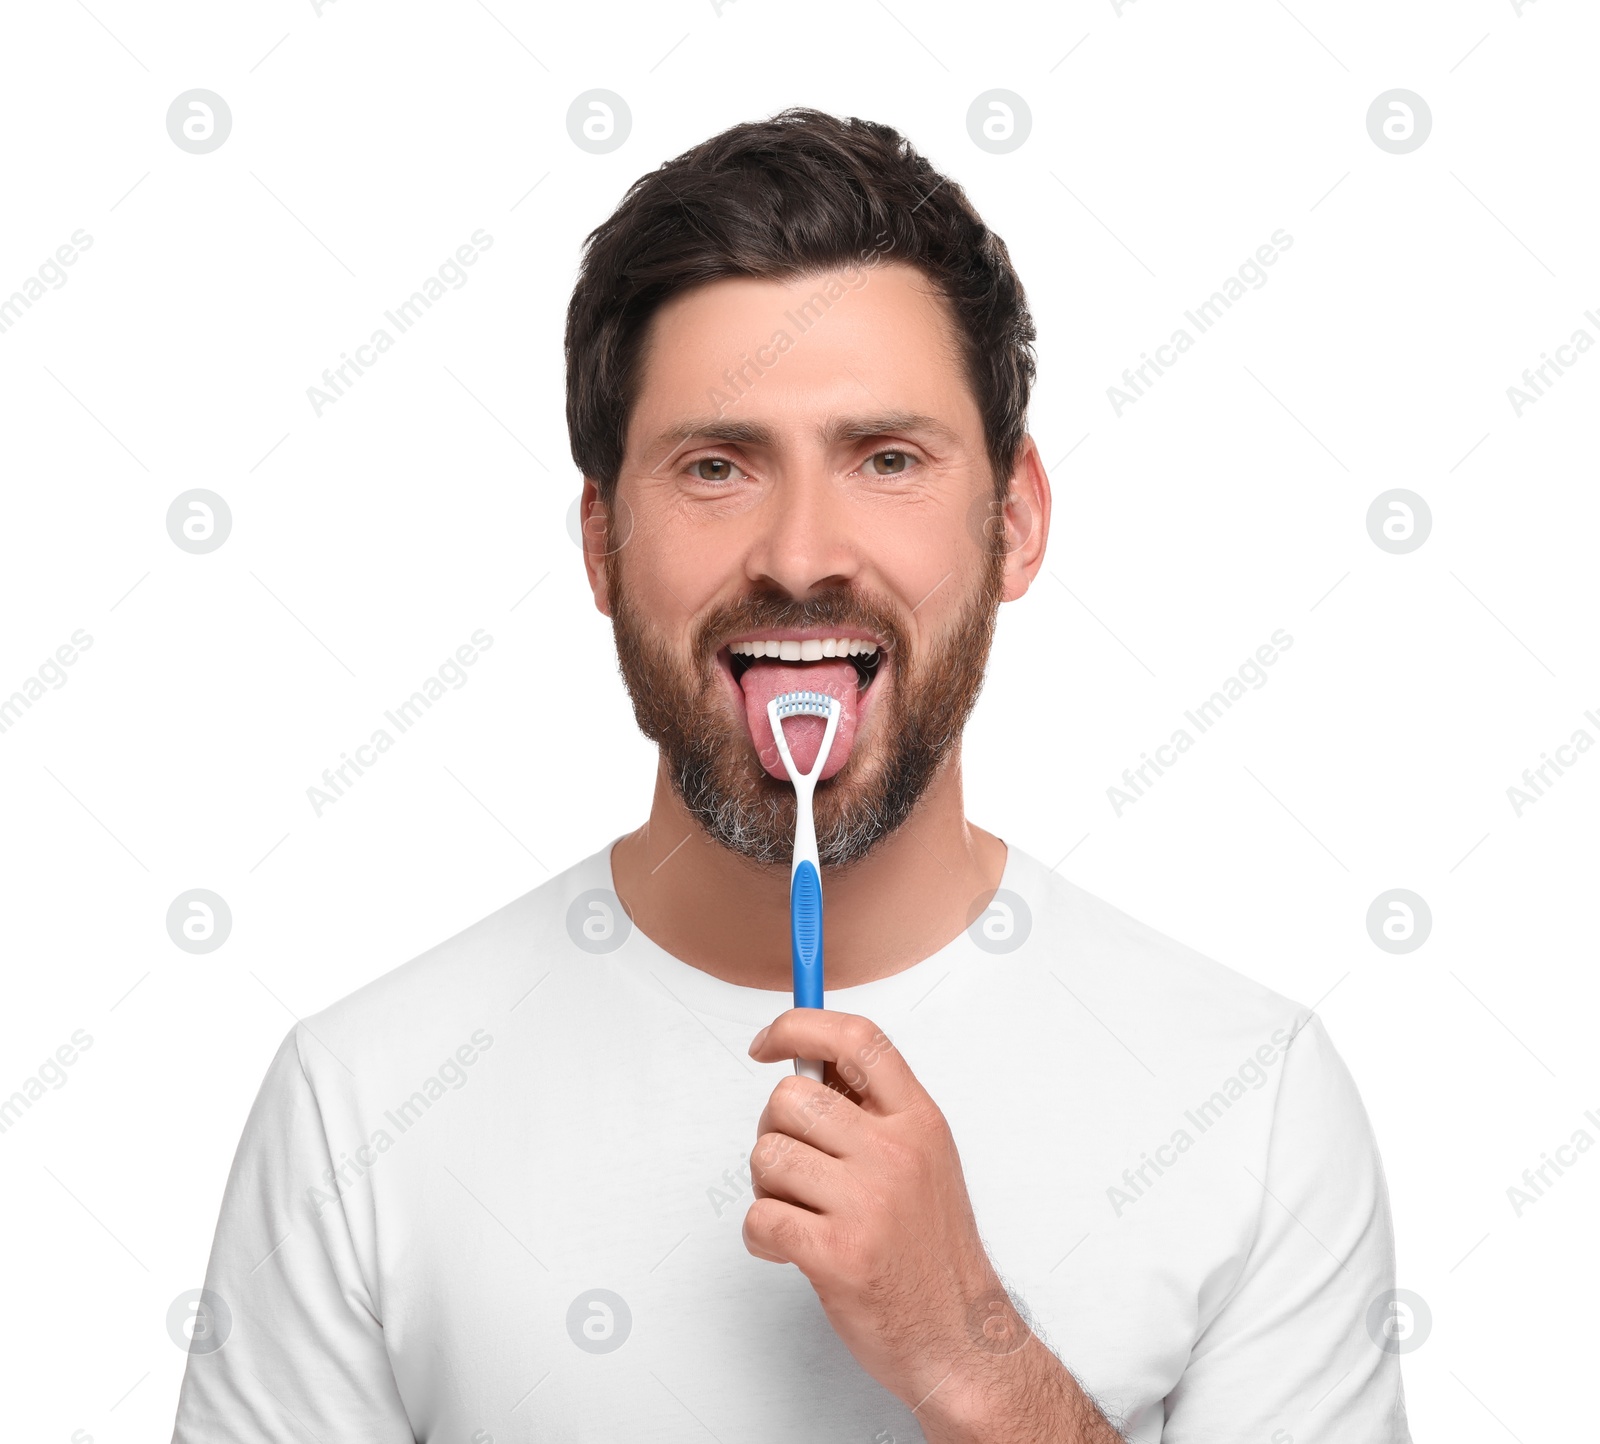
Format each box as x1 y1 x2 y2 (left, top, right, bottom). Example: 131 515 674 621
2 0 1594 1438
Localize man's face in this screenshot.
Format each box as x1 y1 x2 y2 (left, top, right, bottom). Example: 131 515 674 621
587 261 1023 869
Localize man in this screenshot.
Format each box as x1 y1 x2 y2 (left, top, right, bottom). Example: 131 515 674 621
173 109 1411 1442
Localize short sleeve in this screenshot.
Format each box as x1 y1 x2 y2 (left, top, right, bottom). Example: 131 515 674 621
170 1026 416 1442
1161 1014 1413 1442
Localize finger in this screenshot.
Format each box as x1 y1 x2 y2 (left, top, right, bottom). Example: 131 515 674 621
748 1130 841 1216
749 1009 920 1115
742 1195 827 1273
755 1073 864 1158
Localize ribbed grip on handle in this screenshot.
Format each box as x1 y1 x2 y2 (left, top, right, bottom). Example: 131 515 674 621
790 859 823 1009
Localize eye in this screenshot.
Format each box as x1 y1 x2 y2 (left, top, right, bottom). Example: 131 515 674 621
686 456 745 483
863 449 918 476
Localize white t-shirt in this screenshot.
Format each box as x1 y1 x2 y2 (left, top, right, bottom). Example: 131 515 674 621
171 841 1410 1442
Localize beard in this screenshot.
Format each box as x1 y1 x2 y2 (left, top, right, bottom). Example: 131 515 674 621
605 534 1005 870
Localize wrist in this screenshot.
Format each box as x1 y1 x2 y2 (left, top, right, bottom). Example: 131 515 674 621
914 1282 1052 1442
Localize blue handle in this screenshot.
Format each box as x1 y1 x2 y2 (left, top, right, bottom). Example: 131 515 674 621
790 860 823 1009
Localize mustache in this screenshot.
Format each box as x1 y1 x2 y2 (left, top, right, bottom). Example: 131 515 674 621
692 588 908 667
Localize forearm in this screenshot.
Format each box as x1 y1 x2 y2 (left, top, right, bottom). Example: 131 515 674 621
918 1325 1124 1444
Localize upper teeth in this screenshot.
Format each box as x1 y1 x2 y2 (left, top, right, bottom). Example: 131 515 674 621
729 637 879 661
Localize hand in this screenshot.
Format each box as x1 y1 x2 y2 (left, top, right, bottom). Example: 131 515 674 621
743 1008 1021 1424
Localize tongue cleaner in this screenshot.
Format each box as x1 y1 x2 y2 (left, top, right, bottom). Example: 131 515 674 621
765 688 842 1083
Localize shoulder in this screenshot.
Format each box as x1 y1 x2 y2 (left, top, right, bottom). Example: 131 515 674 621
998 849 1384 1192
1001 846 1316 1069
289 842 617 1089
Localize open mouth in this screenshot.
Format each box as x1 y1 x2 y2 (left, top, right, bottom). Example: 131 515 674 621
718 633 888 781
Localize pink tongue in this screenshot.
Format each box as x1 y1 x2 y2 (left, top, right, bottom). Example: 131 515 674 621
738 659 860 781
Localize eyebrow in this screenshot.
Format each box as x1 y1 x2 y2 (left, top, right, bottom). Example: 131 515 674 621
646 410 962 462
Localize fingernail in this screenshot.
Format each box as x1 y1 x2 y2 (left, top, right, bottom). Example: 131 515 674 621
749 1025 771 1055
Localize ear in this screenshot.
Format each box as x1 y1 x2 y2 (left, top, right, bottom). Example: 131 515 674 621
579 476 614 618
997 435 1051 602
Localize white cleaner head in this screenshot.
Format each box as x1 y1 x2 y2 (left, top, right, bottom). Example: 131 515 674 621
765 689 842 785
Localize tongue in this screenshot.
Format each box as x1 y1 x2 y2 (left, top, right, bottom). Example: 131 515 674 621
738 659 860 781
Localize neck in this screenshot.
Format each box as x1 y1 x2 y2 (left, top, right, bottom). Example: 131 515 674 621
609 746 1007 991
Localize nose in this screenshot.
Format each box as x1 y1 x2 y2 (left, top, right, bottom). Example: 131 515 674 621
743 459 861 598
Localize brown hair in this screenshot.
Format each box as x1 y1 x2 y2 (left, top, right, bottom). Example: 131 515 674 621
564 107 1037 503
